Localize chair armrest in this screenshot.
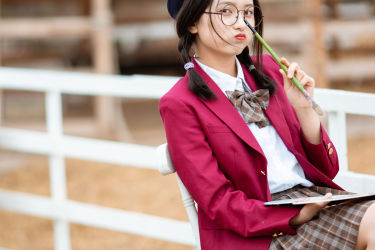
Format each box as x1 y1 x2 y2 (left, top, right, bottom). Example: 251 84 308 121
156 143 176 175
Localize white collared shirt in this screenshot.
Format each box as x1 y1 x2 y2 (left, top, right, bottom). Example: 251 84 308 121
195 58 313 194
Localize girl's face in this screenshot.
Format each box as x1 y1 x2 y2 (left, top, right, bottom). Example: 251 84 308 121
189 0 256 60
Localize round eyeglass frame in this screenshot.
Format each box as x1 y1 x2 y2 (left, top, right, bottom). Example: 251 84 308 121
204 4 263 27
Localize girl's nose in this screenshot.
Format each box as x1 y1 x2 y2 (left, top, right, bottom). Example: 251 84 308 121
233 14 247 29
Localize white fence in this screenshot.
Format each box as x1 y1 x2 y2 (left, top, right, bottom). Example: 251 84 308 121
0 67 374 250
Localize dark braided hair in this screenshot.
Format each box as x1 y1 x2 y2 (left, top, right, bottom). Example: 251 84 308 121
176 0 277 100
237 47 277 95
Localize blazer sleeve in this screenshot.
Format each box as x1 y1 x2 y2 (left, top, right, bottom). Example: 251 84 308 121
264 54 339 180
299 124 339 179
159 95 301 238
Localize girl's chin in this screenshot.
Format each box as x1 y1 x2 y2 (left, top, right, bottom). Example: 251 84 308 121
219 48 247 57
232 46 248 55
210 45 249 58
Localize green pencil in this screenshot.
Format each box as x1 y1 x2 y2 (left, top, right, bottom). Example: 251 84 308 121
244 18 324 116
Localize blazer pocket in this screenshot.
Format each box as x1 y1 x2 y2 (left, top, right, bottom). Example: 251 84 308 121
207 125 232 133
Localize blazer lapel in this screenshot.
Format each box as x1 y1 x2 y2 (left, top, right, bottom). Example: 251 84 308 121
242 64 294 150
192 59 265 157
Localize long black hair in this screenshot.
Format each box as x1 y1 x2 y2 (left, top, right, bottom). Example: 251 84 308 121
175 0 277 100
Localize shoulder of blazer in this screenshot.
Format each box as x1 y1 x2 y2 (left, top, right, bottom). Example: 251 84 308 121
159 72 204 112
161 73 190 100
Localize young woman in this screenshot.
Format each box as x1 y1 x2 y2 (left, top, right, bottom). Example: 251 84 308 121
159 0 375 249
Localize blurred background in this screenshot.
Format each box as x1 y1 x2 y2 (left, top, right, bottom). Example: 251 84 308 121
0 0 375 249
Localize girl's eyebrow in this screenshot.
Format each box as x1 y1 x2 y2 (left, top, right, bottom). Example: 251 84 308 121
216 1 254 7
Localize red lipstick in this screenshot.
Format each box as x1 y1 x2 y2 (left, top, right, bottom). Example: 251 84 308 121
235 33 246 41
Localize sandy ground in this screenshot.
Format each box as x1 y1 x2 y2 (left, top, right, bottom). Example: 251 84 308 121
0 157 191 250
0 99 375 250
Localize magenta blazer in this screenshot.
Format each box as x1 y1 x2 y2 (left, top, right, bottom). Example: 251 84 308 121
159 54 341 250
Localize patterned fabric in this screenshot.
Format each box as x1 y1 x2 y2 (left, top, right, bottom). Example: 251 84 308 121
268 185 375 250
225 81 270 128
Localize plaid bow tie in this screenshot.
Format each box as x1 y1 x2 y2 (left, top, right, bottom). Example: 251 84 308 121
225 83 270 128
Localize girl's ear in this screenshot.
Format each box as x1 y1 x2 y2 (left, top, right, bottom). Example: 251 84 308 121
188 23 198 34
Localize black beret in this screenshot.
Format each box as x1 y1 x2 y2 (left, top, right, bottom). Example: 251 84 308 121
167 0 184 18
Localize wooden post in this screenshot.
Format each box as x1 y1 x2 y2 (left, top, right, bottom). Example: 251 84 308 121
81 0 90 15
92 0 114 74
91 0 115 137
0 0 3 125
306 0 329 88
327 0 339 19
0 0 2 66
91 0 132 141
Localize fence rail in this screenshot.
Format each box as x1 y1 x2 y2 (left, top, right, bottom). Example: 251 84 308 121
0 67 374 250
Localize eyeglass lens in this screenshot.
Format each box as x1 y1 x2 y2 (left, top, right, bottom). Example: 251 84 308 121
219 4 262 27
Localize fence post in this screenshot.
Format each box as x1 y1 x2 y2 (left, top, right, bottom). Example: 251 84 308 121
46 90 70 250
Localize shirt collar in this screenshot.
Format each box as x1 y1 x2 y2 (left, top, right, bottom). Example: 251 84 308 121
194 57 249 94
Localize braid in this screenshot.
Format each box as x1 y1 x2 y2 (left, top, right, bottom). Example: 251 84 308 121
237 47 277 95
178 33 216 100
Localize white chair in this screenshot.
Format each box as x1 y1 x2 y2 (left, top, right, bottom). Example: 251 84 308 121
156 143 201 250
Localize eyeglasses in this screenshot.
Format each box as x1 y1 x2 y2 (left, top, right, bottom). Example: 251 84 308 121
205 4 263 27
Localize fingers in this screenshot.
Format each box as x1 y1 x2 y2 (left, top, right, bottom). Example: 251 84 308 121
280 57 299 78
300 74 315 89
280 57 302 80
279 58 315 92
280 57 289 67
287 62 300 79
291 193 333 226
307 193 333 217
296 70 306 82
279 69 291 90
318 193 333 207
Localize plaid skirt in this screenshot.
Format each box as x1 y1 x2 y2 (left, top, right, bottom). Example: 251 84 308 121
268 185 375 250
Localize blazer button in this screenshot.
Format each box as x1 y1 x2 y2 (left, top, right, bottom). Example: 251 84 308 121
278 232 284 236
272 233 278 238
261 170 266 176
327 143 331 150
329 148 334 155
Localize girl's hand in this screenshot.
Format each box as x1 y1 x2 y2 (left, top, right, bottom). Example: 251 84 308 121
279 57 316 110
289 193 332 226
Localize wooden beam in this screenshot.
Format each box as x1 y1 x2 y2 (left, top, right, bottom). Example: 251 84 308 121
324 19 375 50
0 17 92 38
264 18 375 46
285 54 375 83
326 56 375 82
113 0 169 23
